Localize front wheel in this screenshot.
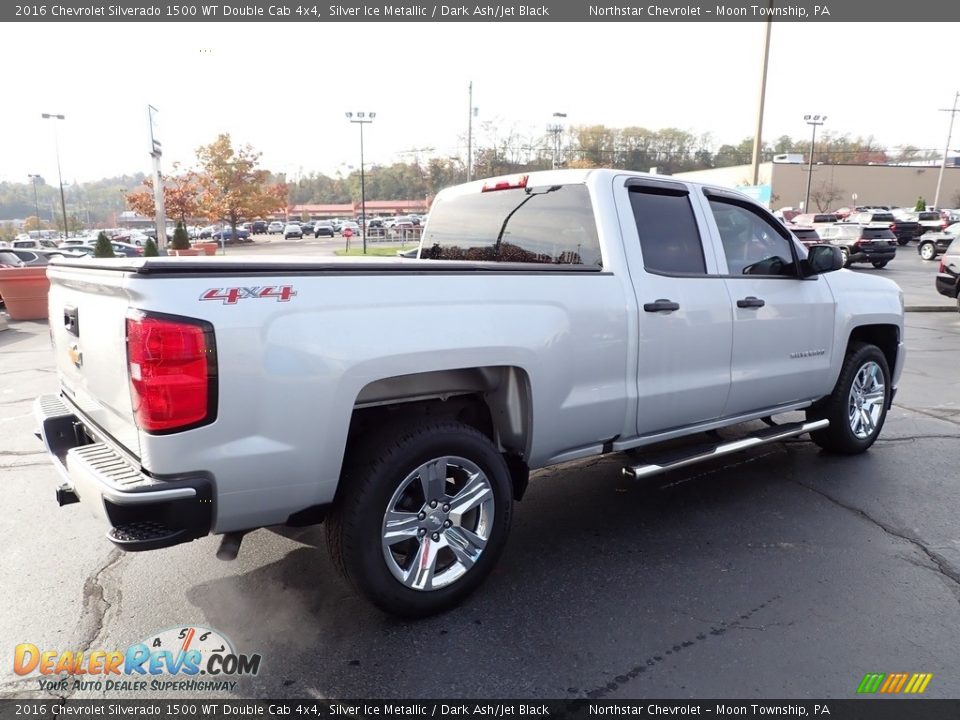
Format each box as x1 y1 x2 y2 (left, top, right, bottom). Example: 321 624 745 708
897 238 910 246
919 242 937 261
871 261 888 269
326 420 513 617
807 342 890 454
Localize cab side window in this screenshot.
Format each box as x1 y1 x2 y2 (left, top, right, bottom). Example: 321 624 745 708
629 186 706 275
709 199 796 276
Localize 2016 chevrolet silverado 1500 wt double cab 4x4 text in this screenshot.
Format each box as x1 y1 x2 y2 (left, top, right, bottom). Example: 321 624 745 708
35 170 905 617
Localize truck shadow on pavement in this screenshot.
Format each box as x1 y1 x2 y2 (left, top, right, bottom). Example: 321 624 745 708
182 443 872 698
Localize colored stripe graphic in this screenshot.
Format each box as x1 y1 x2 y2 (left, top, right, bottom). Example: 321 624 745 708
857 674 885 693
857 672 932 694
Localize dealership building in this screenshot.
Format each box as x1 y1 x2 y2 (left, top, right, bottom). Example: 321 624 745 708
673 160 960 212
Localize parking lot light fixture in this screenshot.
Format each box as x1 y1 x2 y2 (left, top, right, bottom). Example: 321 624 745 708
803 114 827 214
41 113 70 239
346 111 376 254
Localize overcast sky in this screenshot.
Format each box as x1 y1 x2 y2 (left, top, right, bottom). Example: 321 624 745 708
1 21 957 185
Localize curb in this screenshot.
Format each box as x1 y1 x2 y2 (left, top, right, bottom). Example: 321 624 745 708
905 305 956 313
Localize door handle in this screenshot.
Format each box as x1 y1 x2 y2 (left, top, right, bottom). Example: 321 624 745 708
736 296 765 309
643 299 680 313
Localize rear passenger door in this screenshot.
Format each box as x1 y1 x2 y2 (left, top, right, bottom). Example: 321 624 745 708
616 177 734 436
699 188 836 417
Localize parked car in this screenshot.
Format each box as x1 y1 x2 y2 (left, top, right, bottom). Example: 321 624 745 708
210 228 251 243
11 238 59 251
284 224 303 239
847 211 917 246
911 210 947 236
251 220 269 235
340 221 360 236
0 251 28 267
934 235 960 310
267 221 285 235
791 213 840 227
314 222 335 238
789 226 821 248
817 224 897 268
917 222 960 261
72 242 144 258
301 221 316 236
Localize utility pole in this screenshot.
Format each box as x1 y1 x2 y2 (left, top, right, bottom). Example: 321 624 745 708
933 91 959 210
547 112 567 170
750 8 773 187
41 113 70 238
467 81 473 182
803 114 826 213
148 105 167 251
28 174 42 229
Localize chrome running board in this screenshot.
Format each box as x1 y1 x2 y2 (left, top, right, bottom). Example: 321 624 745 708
622 419 829 480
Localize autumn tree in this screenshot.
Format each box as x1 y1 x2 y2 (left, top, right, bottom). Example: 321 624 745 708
195 134 287 235
126 163 203 227
23 216 44 231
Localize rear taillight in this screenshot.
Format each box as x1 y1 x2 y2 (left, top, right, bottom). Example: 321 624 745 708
126 312 217 433
890 223 897 232
940 259 948 273
481 174 529 192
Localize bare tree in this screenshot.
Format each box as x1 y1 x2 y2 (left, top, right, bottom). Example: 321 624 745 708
811 181 845 212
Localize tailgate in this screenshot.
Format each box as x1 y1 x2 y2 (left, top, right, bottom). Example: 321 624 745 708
47 263 140 458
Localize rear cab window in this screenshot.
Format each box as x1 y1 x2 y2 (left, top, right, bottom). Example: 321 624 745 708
628 183 706 275
421 182 602 266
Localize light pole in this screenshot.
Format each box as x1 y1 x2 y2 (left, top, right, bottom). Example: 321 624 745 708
803 114 826 213
345 111 375 254
41 113 70 238
933 91 959 210
27 174 42 230
547 112 567 170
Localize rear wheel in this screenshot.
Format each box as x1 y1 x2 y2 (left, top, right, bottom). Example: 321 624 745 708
897 238 910 246
919 242 937 261
807 342 890 454
326 420 513 617
871 261 888 269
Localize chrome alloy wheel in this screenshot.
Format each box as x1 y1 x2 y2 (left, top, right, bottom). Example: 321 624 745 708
381 456 495 591
847 361 885 440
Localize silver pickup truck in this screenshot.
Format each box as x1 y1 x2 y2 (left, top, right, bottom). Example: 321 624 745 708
35 169 905 616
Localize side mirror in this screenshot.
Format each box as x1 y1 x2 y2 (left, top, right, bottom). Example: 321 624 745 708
803 244 844 276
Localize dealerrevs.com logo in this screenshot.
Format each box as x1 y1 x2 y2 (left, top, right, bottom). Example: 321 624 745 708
14 626 261 693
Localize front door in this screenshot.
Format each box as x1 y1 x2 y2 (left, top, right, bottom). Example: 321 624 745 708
701 192 836 417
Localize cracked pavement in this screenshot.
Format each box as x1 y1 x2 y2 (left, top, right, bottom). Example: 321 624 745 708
1 310 959 700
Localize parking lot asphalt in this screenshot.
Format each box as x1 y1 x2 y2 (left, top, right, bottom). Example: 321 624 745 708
1 255 958 701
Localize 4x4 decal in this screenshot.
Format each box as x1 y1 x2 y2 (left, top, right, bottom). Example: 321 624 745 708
200 286 297 304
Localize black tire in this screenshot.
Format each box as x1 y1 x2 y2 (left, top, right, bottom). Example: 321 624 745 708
897 239 910 246
918 242 937 261
839 246 851 267
871 261 888 269
326 420 513 617
807 342 891 454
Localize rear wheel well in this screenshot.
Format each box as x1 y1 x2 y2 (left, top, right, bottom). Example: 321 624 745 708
346 391 531 502
848 325 899 377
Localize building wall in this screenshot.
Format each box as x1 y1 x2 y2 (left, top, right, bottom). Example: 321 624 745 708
771 164 960 211
674 163 960 211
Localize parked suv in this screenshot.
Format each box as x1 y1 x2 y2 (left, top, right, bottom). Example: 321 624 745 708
934 235 960 310
848 212 918 246
789 226 821 248
917 222 960 261
817 224 897 268
251 220 269 235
